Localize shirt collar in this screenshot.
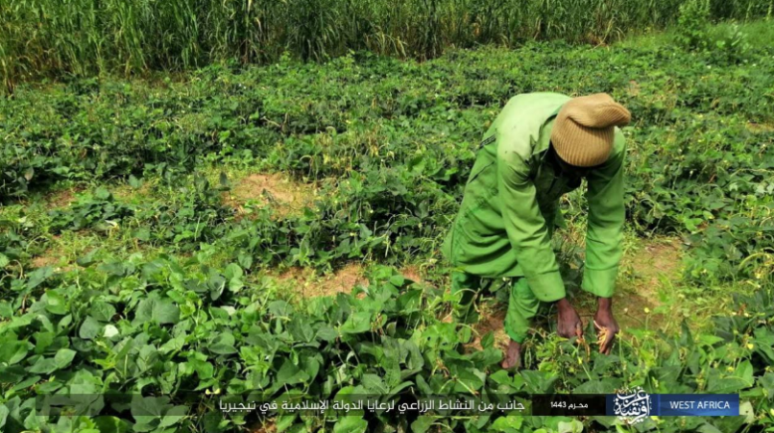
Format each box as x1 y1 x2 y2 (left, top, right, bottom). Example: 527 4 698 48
538 117 556 155
537 106 562 156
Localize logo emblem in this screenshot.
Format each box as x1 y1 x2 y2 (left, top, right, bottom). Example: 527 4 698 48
613 387 651 425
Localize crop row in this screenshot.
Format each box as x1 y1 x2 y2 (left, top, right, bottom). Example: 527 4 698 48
2 41 773 283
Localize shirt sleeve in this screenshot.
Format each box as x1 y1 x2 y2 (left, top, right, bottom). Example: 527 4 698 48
582 132 627 298
498 151 566 302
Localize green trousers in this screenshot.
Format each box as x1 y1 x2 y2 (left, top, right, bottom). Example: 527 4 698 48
451 271 540 344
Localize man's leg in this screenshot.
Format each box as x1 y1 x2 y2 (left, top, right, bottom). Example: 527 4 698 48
450 271 483 324
502 277 540 369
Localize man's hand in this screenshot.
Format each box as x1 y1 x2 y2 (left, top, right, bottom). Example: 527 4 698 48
594 297 619 354
556 298 583 339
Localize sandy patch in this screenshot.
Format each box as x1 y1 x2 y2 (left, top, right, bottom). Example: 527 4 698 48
466 303 510 352
627 238 683 290
249 420 276 433
223 173 316 219
276 263 368 298
112 182 153 203
45 188 83 209
611 238 683 330
272 264 430 298
464 238 684 347
747 122 774 133
31 253 60 268
29 243 79 273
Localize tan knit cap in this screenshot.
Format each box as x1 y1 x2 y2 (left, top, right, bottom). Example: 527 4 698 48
550 93 631 167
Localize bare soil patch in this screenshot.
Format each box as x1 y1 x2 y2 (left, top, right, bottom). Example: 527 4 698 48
223 173 316 219
276 263 368 298
747 122 774 133
45 187 83 209
31 252 61 268
249 420 276 433
467 238 684 349
112 183 153 203
466 304 510 352
401 265 430 286
30 236 65 268
272 264 430 298
612 238 683 330
29 239 81 272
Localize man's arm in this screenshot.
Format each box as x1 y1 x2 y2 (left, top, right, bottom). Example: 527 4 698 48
498 151 566 302
583 131 627 298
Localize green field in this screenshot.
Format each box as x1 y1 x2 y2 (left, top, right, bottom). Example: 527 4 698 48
1 15 774 433
2 0 772 89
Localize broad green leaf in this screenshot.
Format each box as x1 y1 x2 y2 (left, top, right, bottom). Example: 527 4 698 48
753 328 774 362
137 345 158 372
28 357 58 374
315 325 338 342
91 301 117 322
0 301 12 318
276 360 307 386
0 339 28 365
737 361 754 387
224 263 244 292
95 187 111 200
54 348 77 369
574 380 614 394
341 311 372 334
131 395 170 432
79 316 103 340
0 404 8 429
491 415 524 431
45 290 68 315
697 423 723 433
275 414 296 432
333 417 367 433
29 266 54 290
741 400 754 423
104 325 119 338
23 406 41 430
135 298 180 325
76 249 98 267
453 367 485 393
94 416 131 433
361 374 387 394
411 416 435 433
157 405 188 428
209 333 237 355
128 175 143 188
558 419 584 433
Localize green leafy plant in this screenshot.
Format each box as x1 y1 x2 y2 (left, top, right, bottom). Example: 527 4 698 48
676 0 712 50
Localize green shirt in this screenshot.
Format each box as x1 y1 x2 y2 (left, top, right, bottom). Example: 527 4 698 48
442 92 626 301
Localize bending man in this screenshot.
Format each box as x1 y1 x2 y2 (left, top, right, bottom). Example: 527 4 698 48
442 93 631 369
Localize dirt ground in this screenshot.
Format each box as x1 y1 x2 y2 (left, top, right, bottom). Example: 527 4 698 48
44 187 83 209
111 182 153 203
275 263 369 298
222 173 316 219
747 121 774 133
465 304 510 352
469 238 684 351
612 238 683 330
249 421 276 433
31 253 60 269
271 264 429 299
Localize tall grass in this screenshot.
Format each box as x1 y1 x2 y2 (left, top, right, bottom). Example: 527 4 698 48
1 0 772 89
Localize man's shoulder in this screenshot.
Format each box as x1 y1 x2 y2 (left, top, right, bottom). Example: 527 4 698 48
495 93 571 163
505 92 572 106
